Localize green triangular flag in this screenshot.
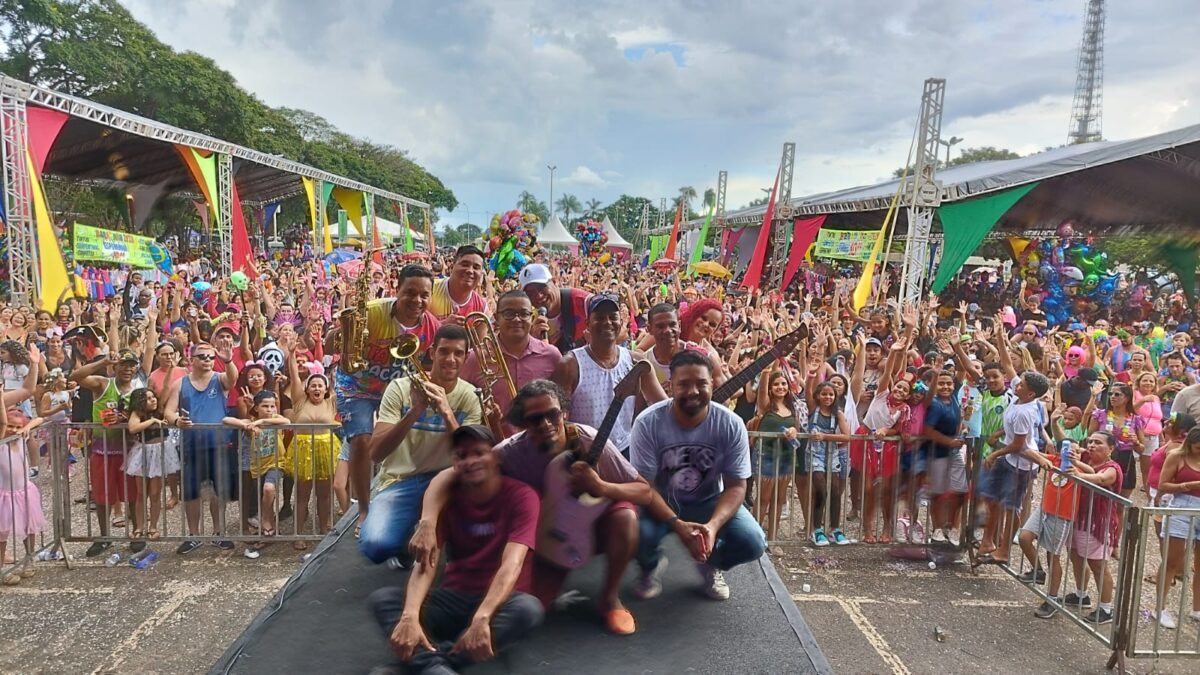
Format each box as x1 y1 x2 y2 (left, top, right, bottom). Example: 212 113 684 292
687 204 715 274
404 212 415 253
931 182 1039 293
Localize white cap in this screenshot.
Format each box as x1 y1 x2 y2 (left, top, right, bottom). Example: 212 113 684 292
519 263 552 289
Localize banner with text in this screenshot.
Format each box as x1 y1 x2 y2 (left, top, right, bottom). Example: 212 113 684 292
73 223 158 267
812 228 882 262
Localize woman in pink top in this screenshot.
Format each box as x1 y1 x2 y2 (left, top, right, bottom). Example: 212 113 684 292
1153 426 1200 628
1135 371 1164 493
146 339 187 510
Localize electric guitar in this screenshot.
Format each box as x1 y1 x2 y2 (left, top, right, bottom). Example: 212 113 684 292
537 360 650 569
712 323 810 404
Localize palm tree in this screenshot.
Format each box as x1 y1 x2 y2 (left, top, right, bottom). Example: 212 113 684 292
702 187 716 210
516 190 550 224
556 194 582 222
678 186 698 215
584 198 603 218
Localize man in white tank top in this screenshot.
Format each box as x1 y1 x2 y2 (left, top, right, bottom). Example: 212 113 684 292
552 294 665 453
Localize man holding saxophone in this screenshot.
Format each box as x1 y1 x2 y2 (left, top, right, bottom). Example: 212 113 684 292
330 264 441 536
359 324 483 565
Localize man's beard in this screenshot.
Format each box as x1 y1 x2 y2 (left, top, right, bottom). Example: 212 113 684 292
677 395 707 417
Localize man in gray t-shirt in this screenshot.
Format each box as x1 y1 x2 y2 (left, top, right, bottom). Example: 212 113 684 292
629 351 766 602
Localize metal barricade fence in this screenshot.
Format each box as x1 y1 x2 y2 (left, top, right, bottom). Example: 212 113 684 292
1129 505 1200 659
2 429 63 583
53 421 341 550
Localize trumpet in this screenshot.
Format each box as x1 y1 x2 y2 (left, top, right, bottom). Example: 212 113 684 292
389 334 431 387
465 312 517 406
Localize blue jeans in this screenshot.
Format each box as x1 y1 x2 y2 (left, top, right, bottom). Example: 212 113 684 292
337 396 381 440
359 473 436 564
637 496 766 572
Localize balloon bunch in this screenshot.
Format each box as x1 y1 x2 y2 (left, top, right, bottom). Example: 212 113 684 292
575 219 610 261
1014 221 1119 325
486 210 540 279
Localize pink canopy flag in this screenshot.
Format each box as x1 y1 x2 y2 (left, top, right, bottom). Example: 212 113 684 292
781 215 828 290
26 105 70 174
740 167 780 290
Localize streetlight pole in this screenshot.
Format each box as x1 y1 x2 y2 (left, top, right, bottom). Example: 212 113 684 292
547 165 557 219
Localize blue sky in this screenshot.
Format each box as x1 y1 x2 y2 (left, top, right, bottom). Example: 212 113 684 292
121 0 1200 230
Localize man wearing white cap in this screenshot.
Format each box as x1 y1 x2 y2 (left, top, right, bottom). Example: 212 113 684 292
518 263 592 354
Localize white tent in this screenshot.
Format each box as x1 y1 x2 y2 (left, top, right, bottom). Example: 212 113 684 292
373 216 425 242
538 214 578 247
601 216 632 249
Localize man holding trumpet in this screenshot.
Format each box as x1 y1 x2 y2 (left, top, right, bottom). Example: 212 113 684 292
359 324 483 566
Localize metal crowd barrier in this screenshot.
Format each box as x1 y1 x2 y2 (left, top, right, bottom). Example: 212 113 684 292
51 421 342 551
1129 505 1200 659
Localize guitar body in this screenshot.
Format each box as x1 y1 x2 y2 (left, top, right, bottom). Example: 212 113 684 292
537 448 610 568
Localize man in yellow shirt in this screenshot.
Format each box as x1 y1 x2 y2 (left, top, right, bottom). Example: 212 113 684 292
360 324 483 564
429 245 487 326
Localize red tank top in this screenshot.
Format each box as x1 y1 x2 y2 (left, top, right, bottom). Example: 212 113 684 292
1174 457 1200 496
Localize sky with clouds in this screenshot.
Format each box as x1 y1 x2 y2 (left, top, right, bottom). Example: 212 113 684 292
120 0 1199 229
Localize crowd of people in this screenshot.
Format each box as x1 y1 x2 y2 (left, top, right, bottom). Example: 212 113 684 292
2 239 1200 670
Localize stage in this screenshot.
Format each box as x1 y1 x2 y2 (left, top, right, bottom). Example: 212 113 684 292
212 512 831 674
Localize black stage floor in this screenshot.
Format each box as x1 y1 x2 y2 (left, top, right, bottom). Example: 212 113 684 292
213 514 831 675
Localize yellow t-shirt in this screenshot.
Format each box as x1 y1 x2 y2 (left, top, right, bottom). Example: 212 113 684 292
428 278 486 319
243 428 291 478
375 377 482 489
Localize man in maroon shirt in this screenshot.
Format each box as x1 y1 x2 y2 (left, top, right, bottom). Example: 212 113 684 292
369 425 543 673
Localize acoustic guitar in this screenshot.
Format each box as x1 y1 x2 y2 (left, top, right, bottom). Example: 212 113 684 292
537 360 650 569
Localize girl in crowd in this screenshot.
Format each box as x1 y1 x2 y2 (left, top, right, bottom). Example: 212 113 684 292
124 388 177 540
806 380 852 546
1067 431 1123 625
146 339 186 510
1152 425 1200 628
2 311 29 344
0 403 47 585
751 367 804 541
41 329 72 379
225 390 291 559
0 341 33 418
853 338 913 544
1135 371 1164 494
36 369 74 474
285 342 341 547
1087 382 1144 498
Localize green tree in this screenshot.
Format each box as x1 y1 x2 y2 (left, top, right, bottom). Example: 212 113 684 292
601 194 660 248
745 196 769 208
456 222 482 242
892 146 1022 178
555 193 582 222
677 185 697 213
702 187 716 209
584 198 603 217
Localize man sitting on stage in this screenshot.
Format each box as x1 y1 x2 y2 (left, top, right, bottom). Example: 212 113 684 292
630 350 767 601
359 324 482 565
411 380 655 636
369 425 543 674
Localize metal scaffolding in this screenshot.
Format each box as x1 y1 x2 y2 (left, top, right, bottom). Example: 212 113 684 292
216 153 234 278
0 91 37 306
766 142 796 290
1068 0 1106 145
899 78 946 305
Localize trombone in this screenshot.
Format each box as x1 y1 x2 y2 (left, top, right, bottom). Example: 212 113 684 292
465 311 517 406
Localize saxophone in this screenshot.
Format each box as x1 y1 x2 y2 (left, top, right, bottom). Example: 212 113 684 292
337 261 373 374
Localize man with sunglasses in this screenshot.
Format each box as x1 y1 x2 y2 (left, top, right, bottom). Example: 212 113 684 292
461 290 560 431
164 341 240 554
411 380 655 636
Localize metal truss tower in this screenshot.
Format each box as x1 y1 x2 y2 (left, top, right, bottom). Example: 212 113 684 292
0 93 37 306
1068 0 1106 145
765 143 796 290
633 201 650 253
216 153 235 277
899 78 946 306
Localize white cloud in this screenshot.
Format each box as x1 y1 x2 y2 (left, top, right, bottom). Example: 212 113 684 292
115 0 1200 229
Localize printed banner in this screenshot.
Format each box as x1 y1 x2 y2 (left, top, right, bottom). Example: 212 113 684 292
72 223 158 267
812 228 882 262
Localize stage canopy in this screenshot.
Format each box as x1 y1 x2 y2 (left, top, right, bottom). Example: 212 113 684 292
538 214 579 247
666 122 1200 236
602 215 632 249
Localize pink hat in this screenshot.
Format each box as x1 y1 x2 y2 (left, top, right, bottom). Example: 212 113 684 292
1001 306 1017 327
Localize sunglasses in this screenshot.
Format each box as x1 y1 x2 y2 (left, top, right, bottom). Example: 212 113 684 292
192 353 216 361
521 408 562 428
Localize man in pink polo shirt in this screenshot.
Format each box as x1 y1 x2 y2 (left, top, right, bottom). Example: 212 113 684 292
461 290 561 435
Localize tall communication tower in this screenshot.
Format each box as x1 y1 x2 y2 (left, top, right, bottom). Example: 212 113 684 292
1067 0 1105 145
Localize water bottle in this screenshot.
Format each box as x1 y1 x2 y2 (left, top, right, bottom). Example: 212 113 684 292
104 552 122 567
1060 439 1072 472
131 551 159 570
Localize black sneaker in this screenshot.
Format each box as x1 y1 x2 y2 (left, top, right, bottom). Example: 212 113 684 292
1034 600 1059 619
1019 569 1047 585
1084 608 1113 624
1063 592 1091 607
85 541 112 558
128 539 146 554
176 540 203 555
214 540 235 551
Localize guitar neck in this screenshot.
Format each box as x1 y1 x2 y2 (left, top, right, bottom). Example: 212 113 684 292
713 346 781 403
583 406 623 466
